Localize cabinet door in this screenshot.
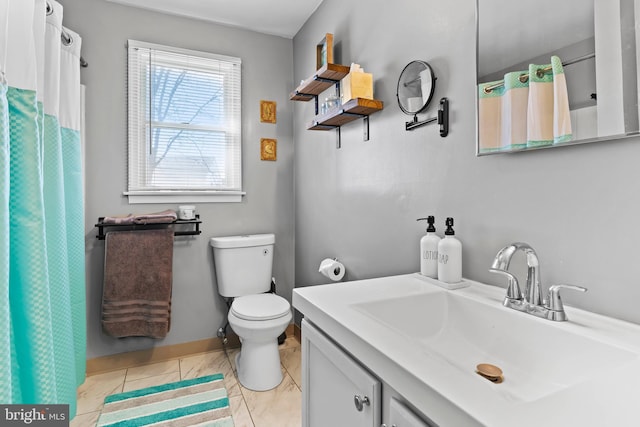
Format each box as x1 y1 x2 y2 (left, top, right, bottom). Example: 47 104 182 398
388 397 433 427
302 319 381 427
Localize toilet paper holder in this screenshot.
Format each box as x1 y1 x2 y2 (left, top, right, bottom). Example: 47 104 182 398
318 257 346 282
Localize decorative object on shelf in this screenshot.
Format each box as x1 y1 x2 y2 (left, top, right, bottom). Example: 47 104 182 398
260 100 277 123
341 63 373 104
177 205 195 220
397 60 449 136
316 33 333 70
260 138 277 161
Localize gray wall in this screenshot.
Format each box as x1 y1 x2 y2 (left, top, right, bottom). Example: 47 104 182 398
60 0 295 358
64 0 640 359
294 0 640 325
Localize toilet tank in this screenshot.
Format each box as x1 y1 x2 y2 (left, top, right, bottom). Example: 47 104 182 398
210 234 275 298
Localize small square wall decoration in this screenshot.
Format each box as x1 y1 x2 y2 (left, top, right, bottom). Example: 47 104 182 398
260 138 277 161
260 100 277 123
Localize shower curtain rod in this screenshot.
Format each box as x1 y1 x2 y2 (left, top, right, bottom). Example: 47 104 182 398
482 52 595 94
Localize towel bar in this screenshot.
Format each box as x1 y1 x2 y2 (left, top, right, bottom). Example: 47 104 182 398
95 215 202 240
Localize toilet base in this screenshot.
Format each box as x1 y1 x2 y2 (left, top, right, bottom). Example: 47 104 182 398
235 339 283 391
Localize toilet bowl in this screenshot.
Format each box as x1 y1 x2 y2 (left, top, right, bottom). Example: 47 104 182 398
228 293 292 391
210 233 292 391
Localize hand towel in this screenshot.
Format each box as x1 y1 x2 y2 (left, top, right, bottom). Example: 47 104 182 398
102 229 174 338
501 71 529 150
132 209 178 224
478 80 505 153
102 209 177 225
102 214 135 225
551 56 572 144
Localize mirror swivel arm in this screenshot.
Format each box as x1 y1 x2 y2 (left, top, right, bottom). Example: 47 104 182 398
405 97 449 137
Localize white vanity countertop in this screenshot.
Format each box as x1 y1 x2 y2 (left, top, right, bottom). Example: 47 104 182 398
292 273 640 427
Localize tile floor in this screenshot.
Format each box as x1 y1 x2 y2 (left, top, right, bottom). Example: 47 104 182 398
71 336 302 427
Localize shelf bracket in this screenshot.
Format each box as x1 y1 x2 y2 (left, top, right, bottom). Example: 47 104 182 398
339 111 370 143
336 127 341 149
363 116 370 141
405 97 449 137
293 91 315 100
314 75 340 85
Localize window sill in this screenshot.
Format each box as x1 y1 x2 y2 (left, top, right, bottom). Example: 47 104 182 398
124 190 245 204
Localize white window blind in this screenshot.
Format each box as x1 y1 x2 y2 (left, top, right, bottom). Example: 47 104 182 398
127 40 242 203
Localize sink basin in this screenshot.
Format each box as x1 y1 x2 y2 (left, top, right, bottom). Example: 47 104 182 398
352 289 638 402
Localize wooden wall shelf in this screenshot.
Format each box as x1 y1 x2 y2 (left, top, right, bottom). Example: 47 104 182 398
308 98 384 130
290 63 350 101
290 61 383 148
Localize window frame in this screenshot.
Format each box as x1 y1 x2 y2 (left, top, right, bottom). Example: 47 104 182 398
125 40 244 204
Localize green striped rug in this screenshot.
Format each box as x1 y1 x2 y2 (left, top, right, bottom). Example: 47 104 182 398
96 374 234 427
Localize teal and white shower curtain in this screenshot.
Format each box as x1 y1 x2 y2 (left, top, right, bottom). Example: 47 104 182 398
0 0 85 418
478 56 572 153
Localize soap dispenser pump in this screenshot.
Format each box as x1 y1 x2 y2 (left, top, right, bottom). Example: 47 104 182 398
417 216 441 278
437 217 462 283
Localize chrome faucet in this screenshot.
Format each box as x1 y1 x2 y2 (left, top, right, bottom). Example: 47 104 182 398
489 242 587 321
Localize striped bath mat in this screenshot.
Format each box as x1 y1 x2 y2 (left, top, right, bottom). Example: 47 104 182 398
96 374 234 427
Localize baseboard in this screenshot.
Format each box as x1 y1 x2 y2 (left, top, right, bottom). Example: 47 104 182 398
86 333 241 375
87 323 299 375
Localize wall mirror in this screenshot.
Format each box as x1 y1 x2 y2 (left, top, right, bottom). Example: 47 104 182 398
396 60 448 135
477 0 640 155
397 60 436 115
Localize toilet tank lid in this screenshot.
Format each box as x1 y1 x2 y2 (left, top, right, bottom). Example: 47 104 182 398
210 233 275 249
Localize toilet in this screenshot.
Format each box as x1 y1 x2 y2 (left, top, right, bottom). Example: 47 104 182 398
210 233 292 391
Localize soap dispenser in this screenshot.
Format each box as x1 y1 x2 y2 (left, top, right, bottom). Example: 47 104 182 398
417 216 440 278
437 217 462 283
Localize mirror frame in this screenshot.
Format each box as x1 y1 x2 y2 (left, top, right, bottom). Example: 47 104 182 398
475 0 640 156
397 60 436 116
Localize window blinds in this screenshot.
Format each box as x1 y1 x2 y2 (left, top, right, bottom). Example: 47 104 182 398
127 40 242 195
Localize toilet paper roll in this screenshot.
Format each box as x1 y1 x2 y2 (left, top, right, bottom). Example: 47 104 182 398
318 258 346 282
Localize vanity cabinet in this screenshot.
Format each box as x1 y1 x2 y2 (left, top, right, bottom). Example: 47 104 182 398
302 319 381 427
301 319 435 427
387 397 432 427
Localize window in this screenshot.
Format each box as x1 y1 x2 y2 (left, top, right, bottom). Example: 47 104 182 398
126 40 243 203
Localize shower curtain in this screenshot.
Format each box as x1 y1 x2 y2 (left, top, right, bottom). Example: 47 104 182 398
0 0 85 418
478 55 572 153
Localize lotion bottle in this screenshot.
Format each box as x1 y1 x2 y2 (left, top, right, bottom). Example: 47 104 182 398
417 216 440 278
437 217 462 283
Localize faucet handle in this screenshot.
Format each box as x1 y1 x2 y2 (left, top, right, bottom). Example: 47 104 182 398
489 268 523 300
546 284 587 312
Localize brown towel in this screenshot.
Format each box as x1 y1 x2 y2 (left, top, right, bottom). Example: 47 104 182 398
102 209 178 225
102 229 174 338
132 209 178 224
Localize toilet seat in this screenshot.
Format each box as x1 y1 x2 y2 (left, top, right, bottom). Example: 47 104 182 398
231 294 290 321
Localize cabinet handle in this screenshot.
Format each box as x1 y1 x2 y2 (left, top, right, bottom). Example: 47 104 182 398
354 394 371 411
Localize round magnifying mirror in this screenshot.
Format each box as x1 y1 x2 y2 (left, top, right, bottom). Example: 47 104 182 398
396 60 436 115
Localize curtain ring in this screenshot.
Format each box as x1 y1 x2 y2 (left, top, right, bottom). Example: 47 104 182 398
61 31 72 46
46 1 53 15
